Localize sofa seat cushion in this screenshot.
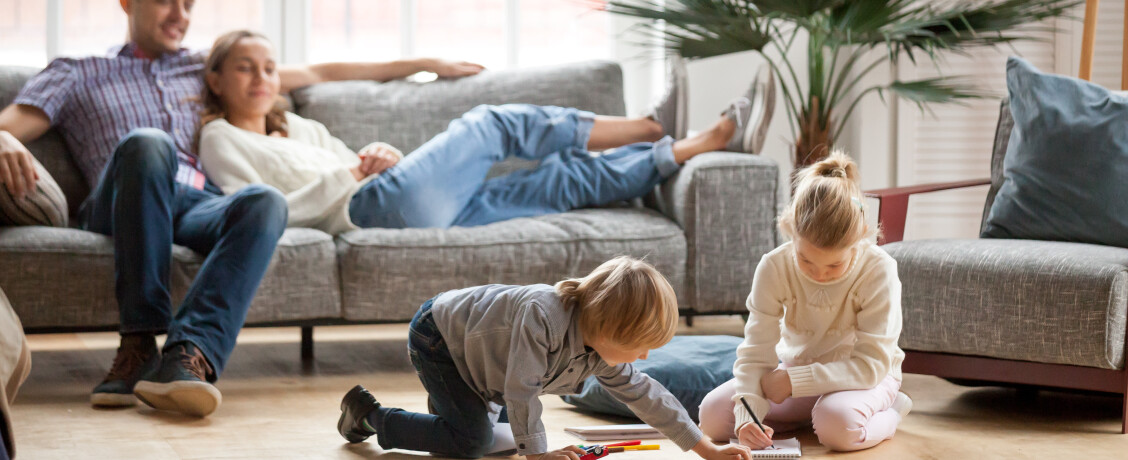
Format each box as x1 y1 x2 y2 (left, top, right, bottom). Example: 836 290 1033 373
337 208 687 321
171 228 341 324
884 238 1128 370
0 226 340 328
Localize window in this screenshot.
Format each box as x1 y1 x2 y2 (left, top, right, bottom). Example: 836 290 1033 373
309 0 401 64
0 0 47 66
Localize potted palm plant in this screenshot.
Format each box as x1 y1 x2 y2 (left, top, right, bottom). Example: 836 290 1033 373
600 0 1080 169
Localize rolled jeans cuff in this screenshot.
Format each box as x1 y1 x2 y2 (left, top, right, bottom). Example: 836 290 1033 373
652 136 680 178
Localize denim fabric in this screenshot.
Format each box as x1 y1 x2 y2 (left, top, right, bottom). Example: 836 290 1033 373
347 104 678 229
0 426 8 460
78 129 288 377
368 299 496 458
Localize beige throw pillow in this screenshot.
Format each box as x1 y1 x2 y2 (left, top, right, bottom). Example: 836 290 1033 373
0 157 68 227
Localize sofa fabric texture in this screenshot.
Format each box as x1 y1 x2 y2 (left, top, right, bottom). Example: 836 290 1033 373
886 238 1127 370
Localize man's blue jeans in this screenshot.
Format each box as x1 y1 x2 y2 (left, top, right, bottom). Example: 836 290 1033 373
348 104 680 229
367 299 499 458
78 128 288 378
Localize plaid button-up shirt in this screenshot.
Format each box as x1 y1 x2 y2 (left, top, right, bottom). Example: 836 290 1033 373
14 43 208 190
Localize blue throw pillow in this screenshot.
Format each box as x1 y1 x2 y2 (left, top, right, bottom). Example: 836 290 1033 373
982 56 1128 247
559 335 741 423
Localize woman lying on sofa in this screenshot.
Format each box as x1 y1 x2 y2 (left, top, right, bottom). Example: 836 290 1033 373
197 30 765 235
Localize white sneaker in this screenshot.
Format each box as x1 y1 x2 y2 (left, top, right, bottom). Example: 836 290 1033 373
892 391 913 418
721 65 776 153
644 54 689 140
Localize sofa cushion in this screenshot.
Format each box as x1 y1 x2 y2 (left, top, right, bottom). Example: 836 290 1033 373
171 228 341 324
291 60 626 180
982 57 1128 247
884 238 1128 370
337 208 687 321
0 66 91 218
0 156 68 227
0 227 340 328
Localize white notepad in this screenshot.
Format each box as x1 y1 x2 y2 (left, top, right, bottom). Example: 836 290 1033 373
563 423 663 441
728 437 802 458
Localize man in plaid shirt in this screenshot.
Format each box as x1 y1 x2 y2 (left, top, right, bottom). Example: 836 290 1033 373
0 0 482 418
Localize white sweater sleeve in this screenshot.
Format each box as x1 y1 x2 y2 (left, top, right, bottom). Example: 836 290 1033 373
198 123 358 230
785 258 903 397
731 255 784 428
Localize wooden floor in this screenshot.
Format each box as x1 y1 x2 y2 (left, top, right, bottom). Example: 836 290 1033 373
10 316 1128 459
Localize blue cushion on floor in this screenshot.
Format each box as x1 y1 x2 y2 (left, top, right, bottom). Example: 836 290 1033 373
981 56 1128 248
560 335 741 422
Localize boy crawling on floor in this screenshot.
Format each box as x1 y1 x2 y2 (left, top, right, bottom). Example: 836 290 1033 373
336 256 752 460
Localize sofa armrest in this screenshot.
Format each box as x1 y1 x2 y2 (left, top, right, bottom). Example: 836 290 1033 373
645 152 779 314
865 179 990 245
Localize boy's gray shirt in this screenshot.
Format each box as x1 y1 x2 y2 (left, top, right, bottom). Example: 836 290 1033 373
431 284 703 455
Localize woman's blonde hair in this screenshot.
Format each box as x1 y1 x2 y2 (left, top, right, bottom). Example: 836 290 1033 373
778 150 876 250
197 30 289 149
555 256 679 350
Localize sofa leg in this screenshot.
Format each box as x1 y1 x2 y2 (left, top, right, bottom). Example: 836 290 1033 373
301 326 314 363
1122 392 1127 434
685 312 695 328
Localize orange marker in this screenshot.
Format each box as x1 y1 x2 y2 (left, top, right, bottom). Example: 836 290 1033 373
608 444 660 452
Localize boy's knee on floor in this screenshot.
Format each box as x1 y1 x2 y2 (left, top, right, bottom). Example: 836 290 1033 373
450 428 494 459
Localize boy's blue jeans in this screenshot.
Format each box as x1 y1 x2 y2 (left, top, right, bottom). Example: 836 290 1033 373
348 104 679 229
78 129 288 377
368 299 502 458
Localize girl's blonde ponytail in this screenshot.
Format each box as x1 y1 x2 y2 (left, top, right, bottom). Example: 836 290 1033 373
778 150 876 249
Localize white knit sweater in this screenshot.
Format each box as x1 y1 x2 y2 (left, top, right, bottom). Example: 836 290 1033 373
731 241 904 429
198 112 400 235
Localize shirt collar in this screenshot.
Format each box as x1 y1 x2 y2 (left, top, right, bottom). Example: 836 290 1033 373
114 42 191 60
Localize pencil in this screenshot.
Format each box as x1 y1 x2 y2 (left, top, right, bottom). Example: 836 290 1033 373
739 396 772 446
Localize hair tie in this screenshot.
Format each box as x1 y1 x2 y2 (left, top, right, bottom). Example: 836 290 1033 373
851 196 864 211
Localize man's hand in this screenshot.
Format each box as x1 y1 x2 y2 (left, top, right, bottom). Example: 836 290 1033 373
526 445 585 460
356 143 401 177
692 438 752 460
760 369 792 404
423 58 485 79
0 130 39 199
736 421 775 450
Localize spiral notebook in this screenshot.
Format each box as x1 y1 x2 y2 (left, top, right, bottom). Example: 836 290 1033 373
727 437 801 458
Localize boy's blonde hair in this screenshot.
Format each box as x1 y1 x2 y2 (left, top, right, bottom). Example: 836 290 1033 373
554 256 679 350
778 150 877 250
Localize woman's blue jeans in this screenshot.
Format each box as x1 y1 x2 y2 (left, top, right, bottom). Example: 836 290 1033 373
348 104 679 229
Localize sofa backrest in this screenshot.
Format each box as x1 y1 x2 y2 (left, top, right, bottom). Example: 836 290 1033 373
0 60 626 215
291 60 626 179
0 66 91 219
981 99 1013 233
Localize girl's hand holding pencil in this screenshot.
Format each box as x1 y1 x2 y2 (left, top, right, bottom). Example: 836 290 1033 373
736 421 775 450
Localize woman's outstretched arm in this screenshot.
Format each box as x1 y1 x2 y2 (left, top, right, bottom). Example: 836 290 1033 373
278 58 484 92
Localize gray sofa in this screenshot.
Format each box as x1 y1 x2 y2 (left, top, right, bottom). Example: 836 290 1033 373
0 61 780 354
866 100 1128 432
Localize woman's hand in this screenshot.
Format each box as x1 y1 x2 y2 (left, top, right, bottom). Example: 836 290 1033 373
760 369 792 404
356 143 401 177
736 421 775 450
692 438 752 460
424 58 485 78
526 445 585 460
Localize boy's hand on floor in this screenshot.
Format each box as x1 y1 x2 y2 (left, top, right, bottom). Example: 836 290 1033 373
527 445 585 460
760 369 792 403
736 421 775 450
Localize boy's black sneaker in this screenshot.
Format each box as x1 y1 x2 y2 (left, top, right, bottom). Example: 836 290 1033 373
338 385 381 443
91 333 160 407
133 342 221 417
